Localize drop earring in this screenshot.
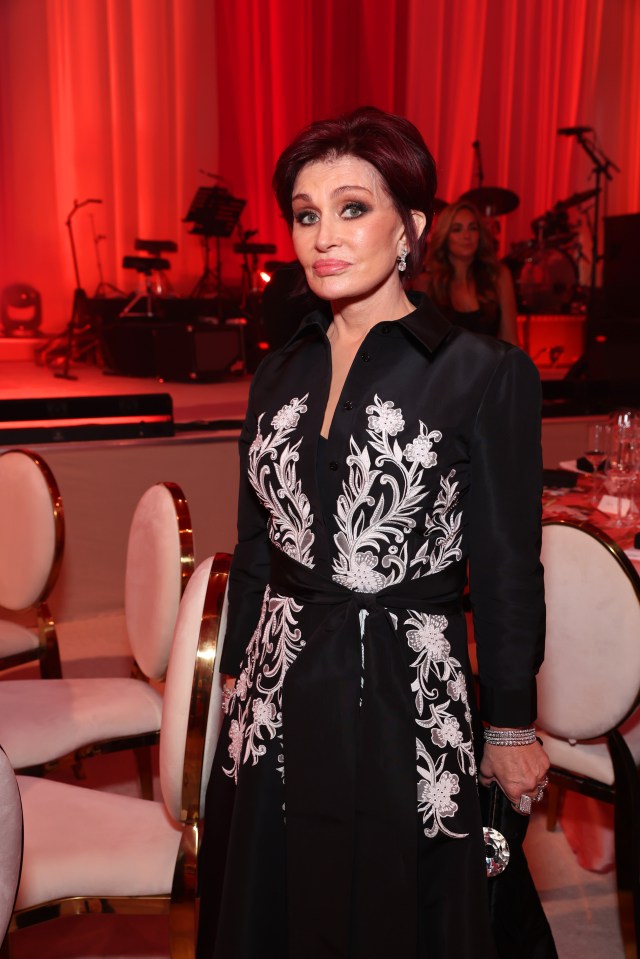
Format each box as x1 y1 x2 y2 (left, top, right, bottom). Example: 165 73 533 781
397 249 408 273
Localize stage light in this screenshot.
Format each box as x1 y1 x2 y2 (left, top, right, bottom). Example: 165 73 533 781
1 284 43 337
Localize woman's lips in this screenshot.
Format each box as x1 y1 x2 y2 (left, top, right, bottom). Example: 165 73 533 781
312 259 351 276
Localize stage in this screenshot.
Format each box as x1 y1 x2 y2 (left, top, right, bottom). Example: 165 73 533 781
0 357 605 622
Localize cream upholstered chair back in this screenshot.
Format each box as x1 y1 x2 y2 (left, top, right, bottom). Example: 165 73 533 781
0 744 22 945
538 520 640 741
124 482 195 682
160 554 229 825
0 449 64 612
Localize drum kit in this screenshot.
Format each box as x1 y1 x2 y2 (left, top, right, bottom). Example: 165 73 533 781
436 181 599 314
434 136 607 315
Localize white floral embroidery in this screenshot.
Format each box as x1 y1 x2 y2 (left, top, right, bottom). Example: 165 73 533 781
271 402 302 432
405 611 475 839
403 423 442 469
410 471 463 580
333 396 426 591
248 394 315 568
332 395 462 593
366 396 405 436
224 588 305 783
417 739 465 838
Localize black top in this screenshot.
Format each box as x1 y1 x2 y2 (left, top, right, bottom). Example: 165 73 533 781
447 301 501 338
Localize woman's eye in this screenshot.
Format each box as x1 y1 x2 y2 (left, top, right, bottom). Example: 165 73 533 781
294 209 319 226
342 201 368 219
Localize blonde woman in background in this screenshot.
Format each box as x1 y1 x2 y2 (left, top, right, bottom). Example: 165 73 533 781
423 200 519 345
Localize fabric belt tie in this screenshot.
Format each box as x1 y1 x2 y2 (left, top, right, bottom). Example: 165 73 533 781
270 546 462 959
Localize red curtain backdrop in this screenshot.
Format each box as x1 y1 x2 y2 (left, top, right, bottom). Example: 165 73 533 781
0 0 638 331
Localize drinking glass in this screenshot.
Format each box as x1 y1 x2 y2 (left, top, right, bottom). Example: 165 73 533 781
604 420 635 527
584 422 607 507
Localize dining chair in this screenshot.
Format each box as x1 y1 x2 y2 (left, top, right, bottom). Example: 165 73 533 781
4 552 230 959
537 518 640 948
0 480 195 798
0 449 64 678
0 745 22 951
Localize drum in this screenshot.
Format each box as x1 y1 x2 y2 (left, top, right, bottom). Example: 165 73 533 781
515 248 578 314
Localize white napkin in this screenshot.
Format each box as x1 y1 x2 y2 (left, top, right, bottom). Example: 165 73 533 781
598 494 638 518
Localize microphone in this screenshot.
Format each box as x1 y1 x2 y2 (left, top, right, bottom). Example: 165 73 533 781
557 126 592 136
86 198 103 204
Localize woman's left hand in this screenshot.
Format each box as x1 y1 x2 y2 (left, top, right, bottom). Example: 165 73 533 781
479 738 550 813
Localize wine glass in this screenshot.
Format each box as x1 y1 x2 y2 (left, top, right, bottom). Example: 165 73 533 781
604 420 635 527
584 422 607 507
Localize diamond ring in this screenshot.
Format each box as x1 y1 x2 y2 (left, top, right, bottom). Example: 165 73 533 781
517 794 533 815
534 776 549 802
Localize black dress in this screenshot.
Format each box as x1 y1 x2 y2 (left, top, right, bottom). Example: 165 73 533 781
197 293 546 959
447 302 501 339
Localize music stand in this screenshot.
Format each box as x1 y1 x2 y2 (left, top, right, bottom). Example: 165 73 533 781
184 187 246 303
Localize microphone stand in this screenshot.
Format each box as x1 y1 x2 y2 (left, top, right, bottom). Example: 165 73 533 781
472 140 484 188
574 132 620 303
55 199 98 381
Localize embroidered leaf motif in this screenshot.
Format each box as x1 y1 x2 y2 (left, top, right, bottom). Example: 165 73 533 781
223 588 305 784
248 395 315 569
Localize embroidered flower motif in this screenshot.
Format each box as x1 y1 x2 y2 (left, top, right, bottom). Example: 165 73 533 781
418 768 460 818
235 668 249 701
366 396 405 436
336 550 387 593
224 590 305 785
249 395 315 568
271 402 303 432
228 719 244 765
447 673 467 702
406 614 450 659
252 697 278 734
431 716 464 749
403 423 442 469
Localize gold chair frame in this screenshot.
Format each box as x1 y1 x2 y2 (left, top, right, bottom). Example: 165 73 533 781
13 481 195 800
541 518 640 949
0 449 65 678
4 552 231 959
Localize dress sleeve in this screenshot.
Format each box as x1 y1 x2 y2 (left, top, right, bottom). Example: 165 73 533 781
468 347 545 727
219 379 272 677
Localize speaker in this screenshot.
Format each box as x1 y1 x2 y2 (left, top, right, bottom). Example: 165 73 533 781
101 322 157 377
603 213 640 318
154 324 245 381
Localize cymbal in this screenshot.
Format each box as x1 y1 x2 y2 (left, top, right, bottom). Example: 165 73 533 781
433 197 448 214
459 187 520 216
554 188 600 211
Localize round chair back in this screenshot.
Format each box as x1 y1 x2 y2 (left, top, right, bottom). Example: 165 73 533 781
159 554 229 824
0 745 23 942
124 482 194 681
538 520 640 741
0 449 64 611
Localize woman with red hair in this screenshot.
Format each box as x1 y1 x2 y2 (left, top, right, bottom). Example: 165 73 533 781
197 107 553 959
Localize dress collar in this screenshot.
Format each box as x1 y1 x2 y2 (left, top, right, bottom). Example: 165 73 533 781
282 291 452 357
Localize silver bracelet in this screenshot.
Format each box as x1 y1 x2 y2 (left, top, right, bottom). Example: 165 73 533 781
483 726 537 747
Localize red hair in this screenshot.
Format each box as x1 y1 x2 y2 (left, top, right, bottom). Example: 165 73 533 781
272 106 437 281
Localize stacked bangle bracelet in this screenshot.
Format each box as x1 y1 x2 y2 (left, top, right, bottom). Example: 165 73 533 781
483 727 537 747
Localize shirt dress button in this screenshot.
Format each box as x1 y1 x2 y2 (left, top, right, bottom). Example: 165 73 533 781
343 400 353 410
380 324 390 334
329 461 339 471
360 352 371 362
